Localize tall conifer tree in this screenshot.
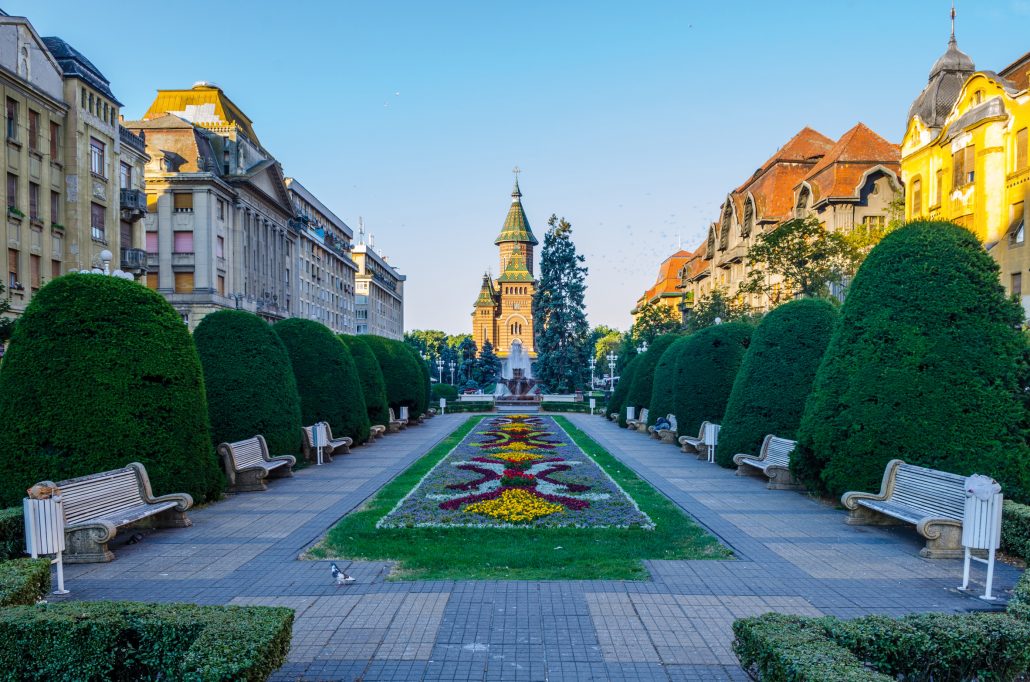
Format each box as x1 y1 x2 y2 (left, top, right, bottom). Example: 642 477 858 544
532 215 589 392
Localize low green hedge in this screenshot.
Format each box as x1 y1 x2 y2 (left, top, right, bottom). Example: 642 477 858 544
0 558 50 606
540 402 592 413
0 507 24 561
442 401 494 413
1002 500 1030 561
0 601 293 681
1010 571 1030 621
431 383 459 401
733 610 1030 682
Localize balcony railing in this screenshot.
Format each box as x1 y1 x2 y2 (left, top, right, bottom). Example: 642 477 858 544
120 248 148 272
120 188 147 221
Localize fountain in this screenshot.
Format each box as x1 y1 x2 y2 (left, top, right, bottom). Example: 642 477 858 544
494 341 541 411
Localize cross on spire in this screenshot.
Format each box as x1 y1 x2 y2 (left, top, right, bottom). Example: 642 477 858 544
511 166 522 200
950 1 956 42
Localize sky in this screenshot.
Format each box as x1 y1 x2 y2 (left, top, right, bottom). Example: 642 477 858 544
10 1 1030 334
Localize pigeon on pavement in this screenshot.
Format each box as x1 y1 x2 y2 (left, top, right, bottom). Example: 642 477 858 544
330 562 355 585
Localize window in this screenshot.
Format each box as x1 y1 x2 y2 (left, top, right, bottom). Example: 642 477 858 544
51 260 61 281
1013 272 1023 298
5 98 16 140
90 138 105 176
1011 202 1025 245
29 255 39 290
120 220 132 247
145 232 158 253
49 121 59 159
50 191 59 225
173 193 193 212
8 249 19 288
28 182 39 220
80 89 86 110
935 169 945 206
90 202 106 241
216 235 225 258
145 270 158 290
953 145 975 187
1018 128 1028 172
862 215 886 230
119 162 131 189
27 110 38 151
217 275 225 296
174 271 194 293
217 199 225 220
173 231 194 253
6 173 15 209
910 177 922 217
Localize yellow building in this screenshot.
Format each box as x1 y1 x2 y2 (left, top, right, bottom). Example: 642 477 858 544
901 30 1030 314
472 176 537 359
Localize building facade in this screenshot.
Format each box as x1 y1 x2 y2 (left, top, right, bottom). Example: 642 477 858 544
127 83 298 328
352 231 404 339
900 30 1030 314
117 125 149 279
285 177 357 334
471 178 537 359
631 249 692 322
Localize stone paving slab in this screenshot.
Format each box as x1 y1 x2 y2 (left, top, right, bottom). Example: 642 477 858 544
46 413 1025 681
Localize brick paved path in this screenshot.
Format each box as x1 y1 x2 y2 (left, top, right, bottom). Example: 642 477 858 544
57 414 1023 681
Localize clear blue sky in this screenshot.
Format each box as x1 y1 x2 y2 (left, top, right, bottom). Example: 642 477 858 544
10 1 1028 333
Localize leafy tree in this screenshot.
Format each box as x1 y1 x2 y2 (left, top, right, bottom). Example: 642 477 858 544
194 310 303 456
478 340 501 385
631 301 680 345
273 319 370 444
683 288 755 333
672 322 753 437
716 299 838 467
793 221 1030 502
590 326 624 367
532 215 590 392
340 335 390 428
739 216 860 300
844 196 906 256
0 275 223 506
458 337 479 385
404 329 447 362
625 333 680 424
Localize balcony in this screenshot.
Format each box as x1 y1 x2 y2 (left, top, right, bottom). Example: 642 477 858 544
120 189 147 222
121 248 148 272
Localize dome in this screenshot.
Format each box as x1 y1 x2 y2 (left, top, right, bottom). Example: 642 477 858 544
929 37 975 79
908 36 975 130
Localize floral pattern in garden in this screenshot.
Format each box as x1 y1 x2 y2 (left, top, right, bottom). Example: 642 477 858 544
378 415 654 528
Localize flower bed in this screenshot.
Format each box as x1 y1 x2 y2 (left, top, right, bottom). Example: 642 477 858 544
378 415 654 529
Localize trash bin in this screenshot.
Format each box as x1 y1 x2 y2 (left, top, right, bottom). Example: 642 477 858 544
959 474 1003 600
399 406 409 421
23 493 69 594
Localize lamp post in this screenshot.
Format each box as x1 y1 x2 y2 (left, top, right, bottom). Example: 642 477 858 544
606 351 618 388
436 358 444 383
448 361 456 385
637 341 648 354
588 357 596 389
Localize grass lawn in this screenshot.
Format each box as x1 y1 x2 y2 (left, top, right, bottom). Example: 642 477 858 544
307 415 730 580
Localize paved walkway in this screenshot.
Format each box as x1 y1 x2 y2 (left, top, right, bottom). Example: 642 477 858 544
57 414 1022 681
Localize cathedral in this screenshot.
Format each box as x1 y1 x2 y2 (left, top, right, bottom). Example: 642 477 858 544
472 174 538 363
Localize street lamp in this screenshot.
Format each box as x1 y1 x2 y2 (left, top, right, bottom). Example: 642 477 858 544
637 341 648 354
436 358 444 383
606 351 618 388
714 316 723 325
448 361 456 385
588 357 596 389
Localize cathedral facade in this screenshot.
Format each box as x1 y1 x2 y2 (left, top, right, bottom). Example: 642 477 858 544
472 177 538 360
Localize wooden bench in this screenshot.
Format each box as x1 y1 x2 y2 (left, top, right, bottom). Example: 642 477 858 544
627 408 650 433
39 462 192 563
733 435 803 490
387 408 406 433
301 423 353 463
841 459 966 558
648 414 678 443
218 435 296 493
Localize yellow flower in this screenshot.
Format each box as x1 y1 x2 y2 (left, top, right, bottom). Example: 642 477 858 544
464 488 564 522
489 451 543 463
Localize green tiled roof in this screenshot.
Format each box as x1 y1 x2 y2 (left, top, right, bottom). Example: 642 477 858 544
497 251 534 282
474 274 497 307
494 179 538 246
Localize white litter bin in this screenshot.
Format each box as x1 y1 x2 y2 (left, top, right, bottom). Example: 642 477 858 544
23 494 69 594
959 475 1003 601
626 406 636 422
399 406 409 421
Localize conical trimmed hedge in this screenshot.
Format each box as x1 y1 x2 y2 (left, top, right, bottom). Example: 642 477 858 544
362 336 420 412
194 310 302 456
673 322 753 437
792 221 1030 502
647 335 692 427
339 335 390 428
0 275 223 506
273 319 370 445
611 356 641 427
624 334 680 426
716 299 838 467
400 342 430 417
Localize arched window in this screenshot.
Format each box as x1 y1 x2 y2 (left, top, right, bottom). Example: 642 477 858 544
719 204 731 250
742 197 754 238
910 177 923 217
795 187 810 218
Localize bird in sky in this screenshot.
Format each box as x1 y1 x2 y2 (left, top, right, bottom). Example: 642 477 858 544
330 562 355 585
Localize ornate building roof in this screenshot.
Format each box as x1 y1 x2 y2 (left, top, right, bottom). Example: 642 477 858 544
800 123 900 203
908 34 975 130
143 83 261 144
41 36 122 105
474 273 497 306
496 250 533 282
494 178 539 246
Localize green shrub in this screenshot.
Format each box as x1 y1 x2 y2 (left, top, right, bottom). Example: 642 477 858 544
672 322 753 437
194 310 302 456
0 558 50 606
401 343 430 417
340 335 391 428
624 334 679 424
792 222 1030 501
716 299 837 467
1002 500 1030 562
443 401 494 413
646 336 691 429
0 601 293 681
273 319 370 445
1009 571 1030 621
0 507 24 561
0 275 223 507
732 613 887 682
610 356 640 427
541 401 592 413
431 383 459 401
361 336 420 411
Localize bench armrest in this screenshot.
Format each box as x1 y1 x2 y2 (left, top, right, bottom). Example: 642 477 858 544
841 459 903 510
269 454 296 467
149 491 193 512
731 452 753 466
126 463 193 511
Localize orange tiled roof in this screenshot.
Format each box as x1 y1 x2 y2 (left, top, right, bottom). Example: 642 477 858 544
636 249 693 306
681 241 710 281
800 123 900 202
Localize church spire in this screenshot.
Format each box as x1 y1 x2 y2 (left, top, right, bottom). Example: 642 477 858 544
511 166 522 201
495 170 538 246
950 1 956 44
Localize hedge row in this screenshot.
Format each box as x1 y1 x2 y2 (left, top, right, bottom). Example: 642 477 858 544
0 601 293 681
540 402 593 413
362 336 422 412
442 401 494 413
646 336 691 427
671 322 753 437
1002 500 1030 561
625 333 679 424
610 356 640 427
1010 572 1030 621
431 384 459 401
0 558 50 607
340 335 391 429
0 506 24 561
734 608 1030 682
